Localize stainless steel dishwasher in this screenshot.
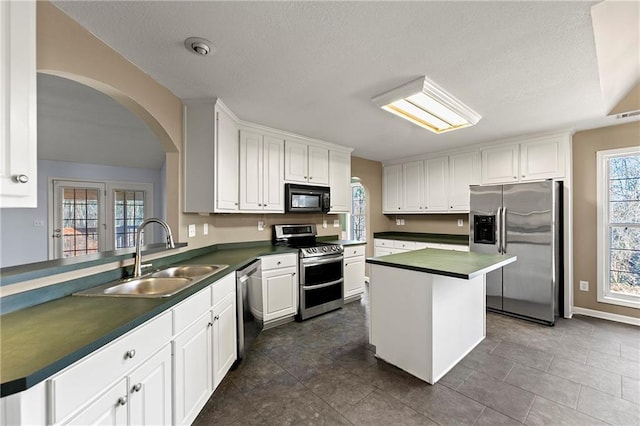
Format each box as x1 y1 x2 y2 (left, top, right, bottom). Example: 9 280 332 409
235 259 262 365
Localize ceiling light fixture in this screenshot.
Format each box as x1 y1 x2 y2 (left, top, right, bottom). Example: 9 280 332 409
184 37 215 56
372 76 481 134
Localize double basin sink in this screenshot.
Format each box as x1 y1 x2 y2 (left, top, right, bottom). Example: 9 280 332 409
74 264 229 298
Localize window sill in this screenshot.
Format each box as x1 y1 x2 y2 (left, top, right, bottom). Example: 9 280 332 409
597 293 640 310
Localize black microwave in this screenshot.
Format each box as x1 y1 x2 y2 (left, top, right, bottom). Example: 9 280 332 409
285 183 331 213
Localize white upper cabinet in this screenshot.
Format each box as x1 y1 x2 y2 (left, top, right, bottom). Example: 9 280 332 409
285 139 329 185
328 150 351 213
402 161 424 212
519 135 566 181
0 0 37 208
383 164 403 213
449 151 480 211
481 144 520 184
239 130 284 212
184 100 239 213
424 157 449 212
481 134 568 184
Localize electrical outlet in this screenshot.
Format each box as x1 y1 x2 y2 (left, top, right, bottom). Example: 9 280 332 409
579 280 589 291
203 223 208 235
333 219 339 227
188 224 196 238
33 220 44 227
396 218 401 225
400 219 405 225
257 220 265 231
322 219 327 229
457 219 464 227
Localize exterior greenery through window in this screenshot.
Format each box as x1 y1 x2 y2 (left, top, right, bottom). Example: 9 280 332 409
351 182 366 241
597 146 640 308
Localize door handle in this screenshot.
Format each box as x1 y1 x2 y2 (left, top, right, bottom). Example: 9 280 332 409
502 207 507 254
496 207 502 254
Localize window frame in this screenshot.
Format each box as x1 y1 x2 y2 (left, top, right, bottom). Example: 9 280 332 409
596 145 640 309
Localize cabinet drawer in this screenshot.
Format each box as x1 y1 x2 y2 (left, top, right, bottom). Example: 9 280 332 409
439 244 469 252
48 311 172 424
174 286 212 336
415 242 428 250
374 239 393 248
343 245 365 258
260 253 297 270
393 240 416 250
212 272 235 306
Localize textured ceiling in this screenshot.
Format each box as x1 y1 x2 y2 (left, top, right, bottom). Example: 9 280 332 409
51 1 639 162
38 73 165 169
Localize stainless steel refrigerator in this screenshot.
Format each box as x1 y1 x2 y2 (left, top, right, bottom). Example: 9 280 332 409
469 180 562 325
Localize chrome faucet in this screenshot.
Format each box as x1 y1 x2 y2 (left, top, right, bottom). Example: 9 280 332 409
133 218 175 278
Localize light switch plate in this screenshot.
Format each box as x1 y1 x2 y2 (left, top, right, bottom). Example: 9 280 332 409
258 220 265 231
333 219 339 227
188 224 196 238
322 219 327 229
457 219 464 227
396 218 401 225
33 220 44 227
400 219 405 225
579 280 589 291
203 223 208 235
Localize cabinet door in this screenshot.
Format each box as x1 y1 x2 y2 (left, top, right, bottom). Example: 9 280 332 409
172 313 213 426
262 135 285 212
215 105 239 211
284 139 308 183
383 164 403 213
212 294 237 389
308 146 329 185
183 102 215 213
520 136 565 181
481 145 519 184
448 152 479 211
374 247 395 257
402 161 424 212
344 256 365 299
424 157 449 211
129 345 172 426
66 379 128 426
329 150 351 213
0 1 37 208
262 266 297 321
239 130 263 211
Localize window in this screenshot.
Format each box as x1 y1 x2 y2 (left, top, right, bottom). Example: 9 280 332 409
597 146 640 308
350 182 366 241
50 179 153 259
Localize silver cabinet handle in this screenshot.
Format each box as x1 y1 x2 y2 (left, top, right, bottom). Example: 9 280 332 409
291 272 296 276
125 349 136 359
13 174 28 183
117 396 127 406
132 383 142 393
304 176 307 179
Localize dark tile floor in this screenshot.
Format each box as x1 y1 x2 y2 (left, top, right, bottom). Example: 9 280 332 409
194 287 640 425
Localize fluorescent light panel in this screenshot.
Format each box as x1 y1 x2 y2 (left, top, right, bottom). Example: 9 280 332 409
372 76 481 134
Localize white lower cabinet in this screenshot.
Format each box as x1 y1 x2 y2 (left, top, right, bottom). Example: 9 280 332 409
172 312 213 426
261 254 298 323
374 238 469 256
65 378 128 426
343 245 365 301
212 293 237 389
129 345 172 426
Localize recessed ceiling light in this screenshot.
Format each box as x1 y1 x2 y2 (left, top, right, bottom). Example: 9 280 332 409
372 76 481 134
184 37 215 56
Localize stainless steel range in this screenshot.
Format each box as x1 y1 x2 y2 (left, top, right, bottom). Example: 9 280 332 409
273 224 344 320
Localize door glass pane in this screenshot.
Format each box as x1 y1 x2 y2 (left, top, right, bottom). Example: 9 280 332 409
350 183 366 241
62 188 100 257
114 189 145 249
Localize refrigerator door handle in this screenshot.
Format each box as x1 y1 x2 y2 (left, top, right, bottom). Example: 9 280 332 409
496 207 503 254
502 207 507 253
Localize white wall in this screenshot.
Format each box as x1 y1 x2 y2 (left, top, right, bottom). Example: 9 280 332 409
0 160 164 268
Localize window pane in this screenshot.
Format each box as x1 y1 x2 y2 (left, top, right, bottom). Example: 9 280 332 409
114 189 145 249
610 227 640 250
609 177 639 202
610 201 640 224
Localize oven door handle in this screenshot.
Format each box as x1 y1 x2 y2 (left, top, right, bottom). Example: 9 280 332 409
302 278 343 291
301 254 344 265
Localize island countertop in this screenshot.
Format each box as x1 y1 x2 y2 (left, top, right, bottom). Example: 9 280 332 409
366 248 516 280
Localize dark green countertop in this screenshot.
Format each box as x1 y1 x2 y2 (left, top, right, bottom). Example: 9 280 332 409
0 244 295 397
366 248 516 280
373 232 469 246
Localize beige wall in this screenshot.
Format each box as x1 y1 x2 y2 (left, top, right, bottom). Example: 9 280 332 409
386 214 469 235
573 121 640 318
37 1 183 236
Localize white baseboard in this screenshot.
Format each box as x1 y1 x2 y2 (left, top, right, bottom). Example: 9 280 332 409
572 306 640 326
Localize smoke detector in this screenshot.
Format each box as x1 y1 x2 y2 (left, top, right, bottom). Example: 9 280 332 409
184 37 215 56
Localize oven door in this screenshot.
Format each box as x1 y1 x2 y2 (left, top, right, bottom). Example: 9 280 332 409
299 254 344 320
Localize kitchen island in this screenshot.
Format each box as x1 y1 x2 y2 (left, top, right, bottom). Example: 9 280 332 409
366 248 516 384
